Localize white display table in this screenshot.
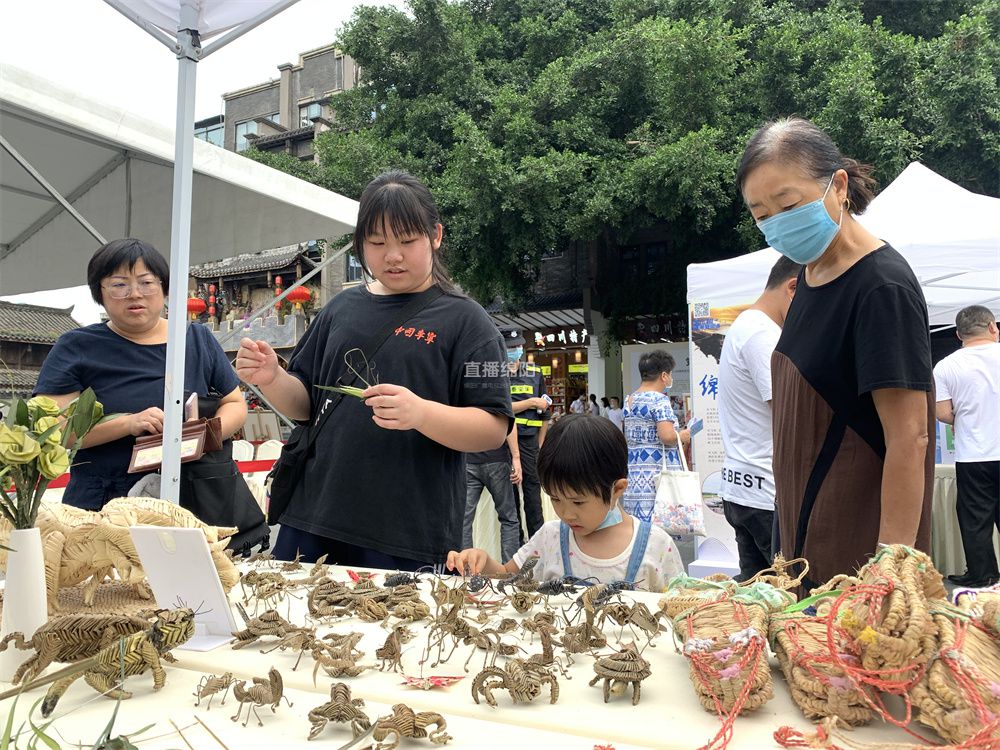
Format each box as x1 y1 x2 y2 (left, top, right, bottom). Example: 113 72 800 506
3 564 943 749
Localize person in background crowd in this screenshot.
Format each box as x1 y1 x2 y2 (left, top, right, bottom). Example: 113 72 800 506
35 239 247 510
447 415 683 587
934 305 1000 588
621 350 691 520
502 326 551 543
605 396 624 431
589 394 602 416
570 394 587 414
738 117 934 589
237 170 512 569
718 256 801 581
600 396 611 412
461 329 525 562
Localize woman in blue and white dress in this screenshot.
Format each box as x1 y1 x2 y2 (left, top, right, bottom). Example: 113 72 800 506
622 350 691 521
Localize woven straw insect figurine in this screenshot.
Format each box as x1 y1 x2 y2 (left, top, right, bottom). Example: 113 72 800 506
471 658 559 707
193 672 235 709
0 612 153 685
371 704 452 750
40 608 195 717
307 682 371 741
231 667 293 727
376 626 413 673
589 643 652 705
231 604 310 649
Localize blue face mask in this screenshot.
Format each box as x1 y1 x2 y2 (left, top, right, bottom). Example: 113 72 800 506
506 347 523 362
595 504 623 531
756 175 843 265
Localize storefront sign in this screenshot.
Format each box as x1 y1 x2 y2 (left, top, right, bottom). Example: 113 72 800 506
533 328 588 347
568 363 589 373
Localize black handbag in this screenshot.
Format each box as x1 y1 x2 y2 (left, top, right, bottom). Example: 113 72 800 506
266 286 444 524
178 393 270 555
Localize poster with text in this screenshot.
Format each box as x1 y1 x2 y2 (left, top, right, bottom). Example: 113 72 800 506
688 301 752 554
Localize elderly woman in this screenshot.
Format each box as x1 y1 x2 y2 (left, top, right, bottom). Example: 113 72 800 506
737 117 934 588
34 239 248 511
621 350 691 520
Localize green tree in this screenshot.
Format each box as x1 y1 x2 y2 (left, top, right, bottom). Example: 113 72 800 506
247 0 998 338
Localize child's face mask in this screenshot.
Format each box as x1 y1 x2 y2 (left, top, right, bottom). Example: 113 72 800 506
595 504 624 530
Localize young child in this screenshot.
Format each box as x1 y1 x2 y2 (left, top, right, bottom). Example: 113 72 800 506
237 170 513 570
447 414 683 589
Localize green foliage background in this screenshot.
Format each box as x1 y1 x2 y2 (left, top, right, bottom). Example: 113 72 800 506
248 0 999 333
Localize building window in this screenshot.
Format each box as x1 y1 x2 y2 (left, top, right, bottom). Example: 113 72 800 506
541 246 564 260
334 55 345 90
645 242 667 275
194 120 223 147
234 113 279 151
620 245 640 281
299 102 323 127
346 253 365 283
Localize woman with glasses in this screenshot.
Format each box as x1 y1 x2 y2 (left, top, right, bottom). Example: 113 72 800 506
34 239 248 510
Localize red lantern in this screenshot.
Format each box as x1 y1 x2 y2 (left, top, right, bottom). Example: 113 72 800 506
274 275 283 287
208 306 216 317
208 284 216 294
186 297 206 320
286 285 311 312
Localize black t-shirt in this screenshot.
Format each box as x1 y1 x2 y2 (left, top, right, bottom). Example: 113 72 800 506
284 285 513 563
34 322 239 509
771 244 935 586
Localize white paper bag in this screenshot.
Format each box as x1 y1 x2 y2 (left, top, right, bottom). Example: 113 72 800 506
652 442 705 536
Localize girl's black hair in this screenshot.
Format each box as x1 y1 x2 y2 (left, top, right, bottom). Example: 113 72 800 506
353 169 456 292
736 117 878 213
87 238 170 305
638 350 676 381
537 414 628 505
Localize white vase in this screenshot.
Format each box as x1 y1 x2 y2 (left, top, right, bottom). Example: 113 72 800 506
0 527 48 683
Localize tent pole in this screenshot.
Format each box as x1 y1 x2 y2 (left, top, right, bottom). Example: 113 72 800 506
160 18 200 505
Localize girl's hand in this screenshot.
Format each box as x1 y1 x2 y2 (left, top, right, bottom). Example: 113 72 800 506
362 383 428 431
446 548 489 575
236 338 280 386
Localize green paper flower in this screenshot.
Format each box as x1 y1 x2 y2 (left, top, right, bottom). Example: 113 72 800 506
33 416 63 446
27 395 60 418
37 443 70 480
0 424 42 465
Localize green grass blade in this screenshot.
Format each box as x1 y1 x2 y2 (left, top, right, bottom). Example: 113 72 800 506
315 384 367 398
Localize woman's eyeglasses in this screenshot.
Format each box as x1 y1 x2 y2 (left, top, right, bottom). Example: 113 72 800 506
102 280 162 299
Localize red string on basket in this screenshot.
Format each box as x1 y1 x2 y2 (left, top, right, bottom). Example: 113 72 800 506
683 599 767 750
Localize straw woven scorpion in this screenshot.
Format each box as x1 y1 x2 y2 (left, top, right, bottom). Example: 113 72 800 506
372 704 452 749
307 682 371 741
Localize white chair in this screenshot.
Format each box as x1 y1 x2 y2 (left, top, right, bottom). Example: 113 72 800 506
231 439 255 461
255 439 284 461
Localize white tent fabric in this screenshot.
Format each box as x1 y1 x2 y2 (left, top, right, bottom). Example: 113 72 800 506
0 64 358 295
687 163 1000 327
109 0 291 40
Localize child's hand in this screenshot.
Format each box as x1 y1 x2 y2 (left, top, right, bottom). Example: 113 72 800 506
446 548 489 575
363 383 428 431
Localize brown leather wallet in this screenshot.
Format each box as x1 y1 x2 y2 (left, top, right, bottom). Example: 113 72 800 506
127 416 223 473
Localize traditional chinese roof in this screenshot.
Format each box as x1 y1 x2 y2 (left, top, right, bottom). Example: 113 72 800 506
0 367 40 399
189 244 308 280
0 301 79 344
249 125 314 149
487 290 585 330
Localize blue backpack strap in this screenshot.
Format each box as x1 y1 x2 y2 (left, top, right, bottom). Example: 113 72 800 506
559 522 574 577
624 520 653 584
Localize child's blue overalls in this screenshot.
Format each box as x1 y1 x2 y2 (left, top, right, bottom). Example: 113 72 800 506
558 519 652 582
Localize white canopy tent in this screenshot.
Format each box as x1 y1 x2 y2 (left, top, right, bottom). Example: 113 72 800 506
687 162 1000 328
0 65 358 293
1 0 357 504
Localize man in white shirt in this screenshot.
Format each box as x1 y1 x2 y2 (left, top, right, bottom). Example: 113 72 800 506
717 256 800 581
570 394 586 414
605 396 624 431
934 306 1000 588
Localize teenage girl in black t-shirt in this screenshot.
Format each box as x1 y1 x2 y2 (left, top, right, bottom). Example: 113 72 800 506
236 171 514 569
